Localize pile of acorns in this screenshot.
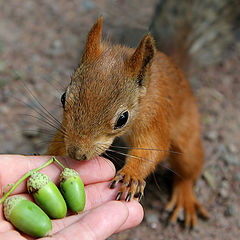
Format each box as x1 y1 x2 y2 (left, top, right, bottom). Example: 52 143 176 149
2 160 85 238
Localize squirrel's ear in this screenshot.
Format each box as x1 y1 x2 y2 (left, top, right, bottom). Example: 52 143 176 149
82 17 103 62
127 34 155 87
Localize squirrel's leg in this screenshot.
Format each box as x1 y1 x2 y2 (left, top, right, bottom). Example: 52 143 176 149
110 130 169 202
166 134 209 227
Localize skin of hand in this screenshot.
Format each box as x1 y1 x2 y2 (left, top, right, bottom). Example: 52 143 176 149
0 155 144 240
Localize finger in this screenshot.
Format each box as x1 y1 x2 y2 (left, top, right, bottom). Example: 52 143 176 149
44 201 129 240
61 156 116 184
0 155 115 195
115 200 144 233
84 182 121 210
0 220 14 232
50 181 120 233
51 200 143 236
0 230 26 240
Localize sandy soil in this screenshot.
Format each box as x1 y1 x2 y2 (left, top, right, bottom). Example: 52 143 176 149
0 1 239 239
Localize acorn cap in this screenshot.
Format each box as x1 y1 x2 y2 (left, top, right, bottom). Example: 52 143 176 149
59 168 80 183
27 171 50 194
4 196 26 221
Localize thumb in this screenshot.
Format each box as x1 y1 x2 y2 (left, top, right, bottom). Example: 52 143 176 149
44 201 130 240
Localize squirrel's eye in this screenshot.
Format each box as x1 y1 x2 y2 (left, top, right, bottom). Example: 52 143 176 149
114 111 129 130
61 92 66 108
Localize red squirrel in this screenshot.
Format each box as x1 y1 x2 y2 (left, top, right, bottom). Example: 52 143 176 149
47 17 209 227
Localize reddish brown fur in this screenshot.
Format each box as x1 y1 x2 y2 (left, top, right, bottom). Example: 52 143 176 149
47 18 208 227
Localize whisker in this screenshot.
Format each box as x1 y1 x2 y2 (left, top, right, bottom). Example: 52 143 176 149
33 140 65 148
21 130 57 138
152 171 165 195
20 81 63 128
96 143 128 166
105 144 182 156
103 148 154 163
101 142 197 160
102 150 124 169
96 154 101 170
105 148 182 178
44 79 66 96
11 92 65 136
18 113 66 137
21 129 59 136
11 93 61 127
95 146 117 172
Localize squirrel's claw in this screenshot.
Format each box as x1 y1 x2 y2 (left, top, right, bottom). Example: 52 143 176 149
110 169 146 202
109 173 124 189
116 191 123 201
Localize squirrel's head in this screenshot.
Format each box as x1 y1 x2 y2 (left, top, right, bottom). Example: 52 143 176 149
60 17 155 161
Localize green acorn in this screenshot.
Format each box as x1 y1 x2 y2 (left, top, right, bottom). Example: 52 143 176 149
60 168 86 213
27 171 67 219
4 196 52 238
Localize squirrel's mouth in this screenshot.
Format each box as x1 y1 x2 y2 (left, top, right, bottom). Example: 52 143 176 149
71 153 87 161
65 136 115 161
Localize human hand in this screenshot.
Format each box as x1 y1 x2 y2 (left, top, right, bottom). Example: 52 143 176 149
0 155 144 239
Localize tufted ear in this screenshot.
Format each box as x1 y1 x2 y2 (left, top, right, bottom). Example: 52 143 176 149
127 34 155 87
82 17 103 62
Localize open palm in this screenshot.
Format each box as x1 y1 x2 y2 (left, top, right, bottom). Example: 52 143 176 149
0 155 143 239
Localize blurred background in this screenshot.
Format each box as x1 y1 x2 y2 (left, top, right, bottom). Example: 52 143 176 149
0 0 239 239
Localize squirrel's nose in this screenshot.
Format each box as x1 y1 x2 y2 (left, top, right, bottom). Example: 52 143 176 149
67 146 87 161
75 153 87 161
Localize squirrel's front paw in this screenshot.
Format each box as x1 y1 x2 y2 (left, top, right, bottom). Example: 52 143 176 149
109 168 146 202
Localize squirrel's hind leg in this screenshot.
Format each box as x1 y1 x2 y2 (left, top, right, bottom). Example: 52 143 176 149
165 175 209 228
166 136 209 228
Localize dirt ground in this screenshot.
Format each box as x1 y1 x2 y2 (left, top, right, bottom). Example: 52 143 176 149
0 1 240 239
